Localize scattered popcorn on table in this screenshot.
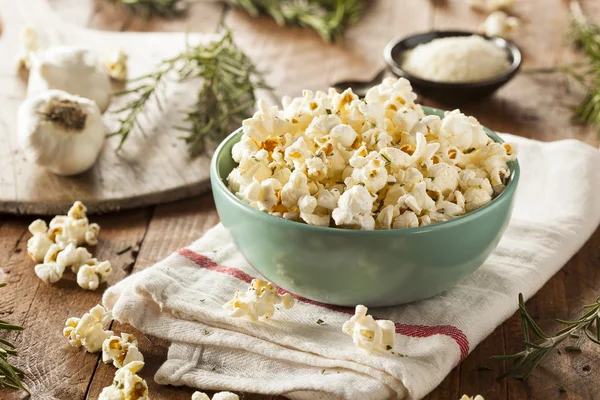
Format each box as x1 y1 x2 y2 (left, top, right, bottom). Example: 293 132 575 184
63 304 113 353
223 279 294 321
227 78 517 230
102 333 144 369
480 11 519 39
342 305 395 353
77 258 112 290
26 201 111 289
102 47 128 81
192 392 240 400
99 361 149 400
460 395 485 400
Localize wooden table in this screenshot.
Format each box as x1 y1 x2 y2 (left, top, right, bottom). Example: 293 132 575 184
2 0 600 399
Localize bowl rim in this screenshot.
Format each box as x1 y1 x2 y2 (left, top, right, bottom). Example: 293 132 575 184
210 106 520 235
383 30 523 88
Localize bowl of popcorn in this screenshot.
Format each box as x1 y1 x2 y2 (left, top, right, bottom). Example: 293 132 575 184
210 78 519 307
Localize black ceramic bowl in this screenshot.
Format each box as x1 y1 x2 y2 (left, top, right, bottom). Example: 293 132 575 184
383 31 522 104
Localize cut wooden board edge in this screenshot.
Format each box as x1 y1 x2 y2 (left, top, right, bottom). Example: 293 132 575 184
0 181 212 215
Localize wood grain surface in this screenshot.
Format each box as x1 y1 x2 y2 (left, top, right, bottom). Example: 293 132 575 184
1 0 599 399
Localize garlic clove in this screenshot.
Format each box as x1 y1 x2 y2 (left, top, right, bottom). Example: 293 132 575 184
27 46 112 112
18 90 106 176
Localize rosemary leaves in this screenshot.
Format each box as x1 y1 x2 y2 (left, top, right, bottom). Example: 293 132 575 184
110 29 269 156
492 293 600 380
570 0 600 137
111 0 186 20
228 0 367 43
110 0 366 43
0 283 28 393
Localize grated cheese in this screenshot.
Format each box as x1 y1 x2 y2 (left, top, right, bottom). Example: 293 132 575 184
401 35 510 83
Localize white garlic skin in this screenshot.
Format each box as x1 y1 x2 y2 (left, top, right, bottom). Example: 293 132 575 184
18 90 106 176
27 46 112 112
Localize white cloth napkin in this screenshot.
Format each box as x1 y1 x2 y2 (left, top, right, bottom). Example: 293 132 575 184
103 134 600 400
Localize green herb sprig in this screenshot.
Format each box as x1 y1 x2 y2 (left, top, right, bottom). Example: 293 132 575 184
492 293 600 381
229 0 367 43
110 29 270 156
0 283 28 393
111 0 186 20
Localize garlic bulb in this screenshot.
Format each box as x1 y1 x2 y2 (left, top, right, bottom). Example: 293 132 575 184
28 46 112 112
18 90 106 176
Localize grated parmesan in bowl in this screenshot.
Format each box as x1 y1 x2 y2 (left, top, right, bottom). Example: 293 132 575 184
401 35 511 83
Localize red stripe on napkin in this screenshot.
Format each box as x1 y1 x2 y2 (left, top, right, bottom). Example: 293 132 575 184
177 248 470 361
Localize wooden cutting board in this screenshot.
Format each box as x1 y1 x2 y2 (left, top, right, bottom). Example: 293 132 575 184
0 0 401 215
0 0 226 215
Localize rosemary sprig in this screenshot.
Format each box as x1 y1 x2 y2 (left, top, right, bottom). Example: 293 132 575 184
110 29 270 156
0 283 28 393
111 0 186 19
228 0 367 43
108 68 170 150
492 293 600 381
177 30 270 155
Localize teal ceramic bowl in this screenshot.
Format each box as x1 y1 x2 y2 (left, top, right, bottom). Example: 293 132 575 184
210 106 520 307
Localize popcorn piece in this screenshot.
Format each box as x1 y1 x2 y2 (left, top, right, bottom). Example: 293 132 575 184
460 395 485 400
27 220 53 262
102 48 128 81
102 333 144 369
99 361 148 400
64 305 113 353
281 171 310 209
480 11 519 39
63 317 82 347
77 259 112 290
57 243 93 273
464 186 493 212
223 279 294 321
34 244 66 284
332 185 375 230
192 393 211 400
393 211 419 229
51 201 101 247
342 305 395 353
